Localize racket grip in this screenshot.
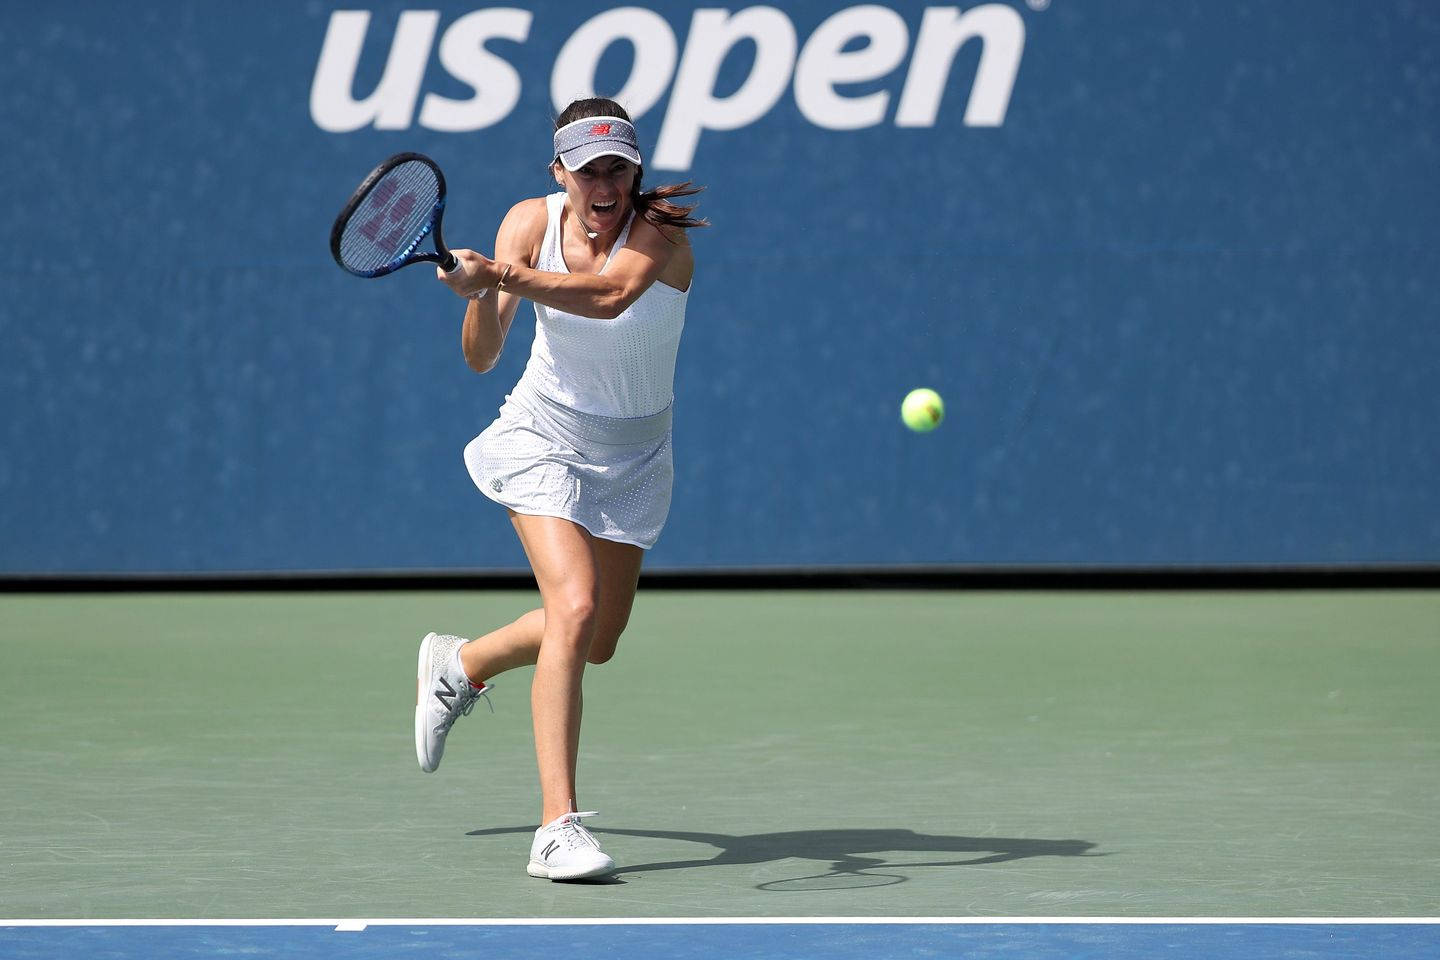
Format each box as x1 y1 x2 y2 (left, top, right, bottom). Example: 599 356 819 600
441 252 460 274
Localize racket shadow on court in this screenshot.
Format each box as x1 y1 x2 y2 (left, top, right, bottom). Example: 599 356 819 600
467 826 1103 891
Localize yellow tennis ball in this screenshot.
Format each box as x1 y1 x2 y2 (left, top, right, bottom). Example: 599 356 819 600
901 388 944 432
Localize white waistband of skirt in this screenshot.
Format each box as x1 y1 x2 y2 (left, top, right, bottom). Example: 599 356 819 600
509 377 672 445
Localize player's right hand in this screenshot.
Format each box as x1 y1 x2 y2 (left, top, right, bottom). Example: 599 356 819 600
437 248 500 298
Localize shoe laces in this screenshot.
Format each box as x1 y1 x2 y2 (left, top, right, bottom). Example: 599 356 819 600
434 681 493 735
552 811 602 851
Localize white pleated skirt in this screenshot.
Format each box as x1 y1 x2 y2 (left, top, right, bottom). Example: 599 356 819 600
464 377 674 549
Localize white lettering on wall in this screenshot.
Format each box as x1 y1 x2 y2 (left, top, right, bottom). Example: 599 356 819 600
653 7 798 171
419 8 532 132
794 5 910 130
311 10 439 133
309 4 1028 169
895 5 1024 127
551 7 678 121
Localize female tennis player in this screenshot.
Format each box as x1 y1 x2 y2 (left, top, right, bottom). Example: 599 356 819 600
415 98 704 881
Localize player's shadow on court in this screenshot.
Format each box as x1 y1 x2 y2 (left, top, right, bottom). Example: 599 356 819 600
466 826 1102 891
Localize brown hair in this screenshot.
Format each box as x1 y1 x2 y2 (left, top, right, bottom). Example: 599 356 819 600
555 98 708 235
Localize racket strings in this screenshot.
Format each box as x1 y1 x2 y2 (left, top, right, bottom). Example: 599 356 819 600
337 160 441 274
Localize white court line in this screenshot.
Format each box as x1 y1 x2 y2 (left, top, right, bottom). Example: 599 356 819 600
2 917 1438 928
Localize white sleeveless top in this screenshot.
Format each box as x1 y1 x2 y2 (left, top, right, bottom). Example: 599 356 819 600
517 192 688 418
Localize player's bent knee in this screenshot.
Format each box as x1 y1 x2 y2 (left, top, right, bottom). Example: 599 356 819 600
586 625 625 665
551 592 598 633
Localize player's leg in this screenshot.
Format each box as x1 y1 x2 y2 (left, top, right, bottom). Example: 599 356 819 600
506 512 601 825
421 516 643 796
455 526 640 683
458 607 544 684
509 512 620 879
587 536 644 665
563 536 643 797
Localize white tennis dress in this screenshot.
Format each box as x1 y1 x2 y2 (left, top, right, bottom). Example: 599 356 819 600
464 192 689 548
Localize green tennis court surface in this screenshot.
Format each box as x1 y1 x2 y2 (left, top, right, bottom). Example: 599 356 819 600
2 590 1437 919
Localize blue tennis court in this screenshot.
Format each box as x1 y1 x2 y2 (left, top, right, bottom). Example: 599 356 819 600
4 919 1438 960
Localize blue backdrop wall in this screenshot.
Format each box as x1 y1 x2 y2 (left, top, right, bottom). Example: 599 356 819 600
2 1 1437 573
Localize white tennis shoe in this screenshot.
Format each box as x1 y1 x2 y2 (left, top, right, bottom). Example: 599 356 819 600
527 811 615 880
414 632 492 773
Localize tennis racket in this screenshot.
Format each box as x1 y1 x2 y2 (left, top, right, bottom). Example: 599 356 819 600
330 152 458 277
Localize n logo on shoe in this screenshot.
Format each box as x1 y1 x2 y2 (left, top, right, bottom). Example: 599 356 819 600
542 840 559 859
434 676 457 710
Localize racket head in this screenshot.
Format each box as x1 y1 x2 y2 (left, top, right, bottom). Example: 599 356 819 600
330 152 456 278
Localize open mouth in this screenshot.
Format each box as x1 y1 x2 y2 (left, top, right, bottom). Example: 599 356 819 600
591 200 617 215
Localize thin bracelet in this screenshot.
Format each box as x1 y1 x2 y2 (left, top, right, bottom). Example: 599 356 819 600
496 264 514 289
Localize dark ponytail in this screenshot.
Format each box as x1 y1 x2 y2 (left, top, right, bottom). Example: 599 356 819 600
555 98 708 236
630 174 708 234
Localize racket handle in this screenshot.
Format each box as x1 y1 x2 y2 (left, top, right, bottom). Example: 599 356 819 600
441 252 460 274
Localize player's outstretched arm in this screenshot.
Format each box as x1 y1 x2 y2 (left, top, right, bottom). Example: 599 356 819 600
440 214 683 321
445 199 546 373
510 215 682 319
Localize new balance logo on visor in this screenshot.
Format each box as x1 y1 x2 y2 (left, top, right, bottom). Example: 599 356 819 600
589 123 612 136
